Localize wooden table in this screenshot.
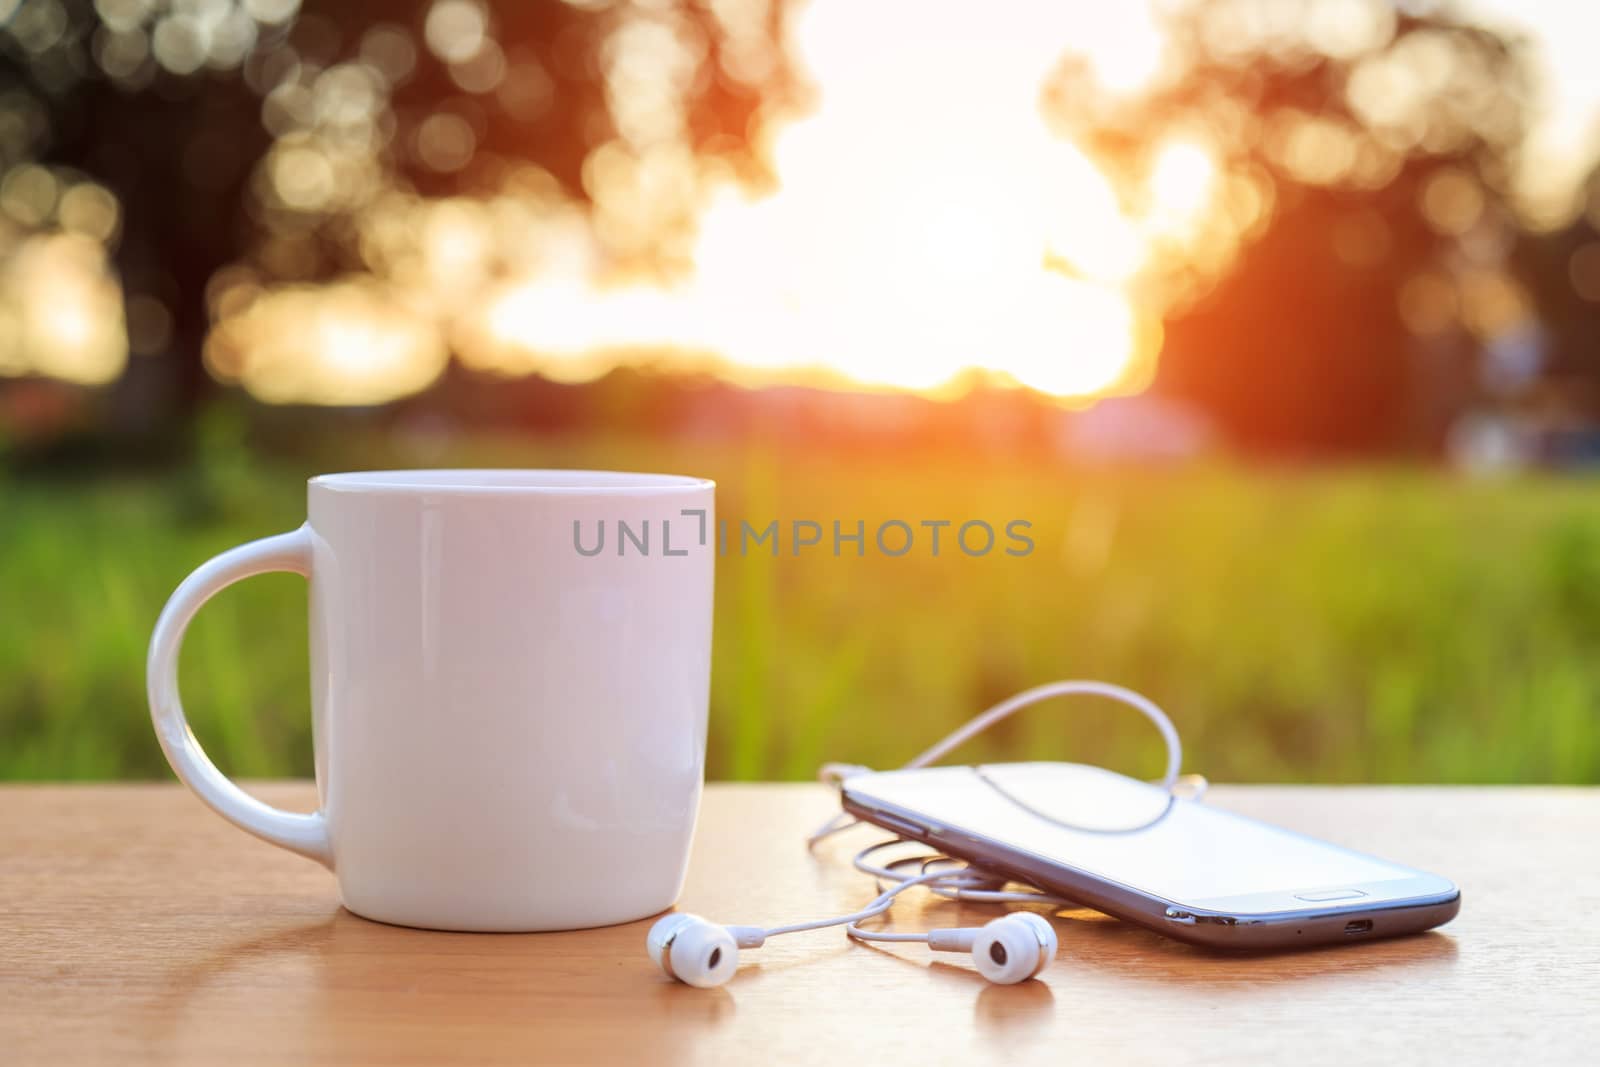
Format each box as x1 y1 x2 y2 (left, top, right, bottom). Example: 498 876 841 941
2 784 1596 1065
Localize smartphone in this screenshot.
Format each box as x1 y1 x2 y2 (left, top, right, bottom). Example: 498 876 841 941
840 762 1460 950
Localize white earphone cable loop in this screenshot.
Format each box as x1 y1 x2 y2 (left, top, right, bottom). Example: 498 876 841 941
902 680 1182 785
807 680 1185 848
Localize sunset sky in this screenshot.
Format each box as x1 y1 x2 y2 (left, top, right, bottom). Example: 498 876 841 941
8 0 1600 407
447 0 1600 407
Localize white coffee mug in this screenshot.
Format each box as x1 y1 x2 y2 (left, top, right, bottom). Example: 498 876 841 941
147 469 715 931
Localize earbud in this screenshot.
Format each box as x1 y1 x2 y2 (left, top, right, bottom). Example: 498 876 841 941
971 912 1057 983
927 913 1058 984
647 914 737 988
647 914 765 988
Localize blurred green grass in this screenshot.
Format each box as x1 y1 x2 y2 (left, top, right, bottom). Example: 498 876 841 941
3 429 1598 784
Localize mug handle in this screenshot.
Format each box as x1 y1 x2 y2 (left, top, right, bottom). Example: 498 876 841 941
146 524 332 868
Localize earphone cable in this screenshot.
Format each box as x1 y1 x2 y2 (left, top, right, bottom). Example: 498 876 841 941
808 679 1187 848
760 867 982 939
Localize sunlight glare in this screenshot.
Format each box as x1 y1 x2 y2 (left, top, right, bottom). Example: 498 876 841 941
1075 2 1166 96
677 0 1153 398
1149 140 1217 226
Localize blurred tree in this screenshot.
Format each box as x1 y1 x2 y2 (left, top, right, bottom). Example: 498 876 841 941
0 0 798 430
1046 0 1536 455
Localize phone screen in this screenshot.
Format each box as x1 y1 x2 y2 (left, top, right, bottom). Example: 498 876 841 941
844 763 1432 907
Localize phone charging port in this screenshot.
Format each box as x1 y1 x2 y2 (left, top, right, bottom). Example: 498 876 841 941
1344 920 1374 935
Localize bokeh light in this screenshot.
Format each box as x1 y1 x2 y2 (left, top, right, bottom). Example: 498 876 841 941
0 234 126 385
204 280 447 404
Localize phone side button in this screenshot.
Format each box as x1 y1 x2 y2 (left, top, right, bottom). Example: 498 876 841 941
872 813 927 839
1294 889 1369 902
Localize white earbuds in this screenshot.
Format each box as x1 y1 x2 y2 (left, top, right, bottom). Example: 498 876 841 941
646 914 764 988
964 912 1058 984
648 908 1056 988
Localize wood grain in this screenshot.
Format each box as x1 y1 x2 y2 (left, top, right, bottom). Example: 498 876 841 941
2 783 1597 1065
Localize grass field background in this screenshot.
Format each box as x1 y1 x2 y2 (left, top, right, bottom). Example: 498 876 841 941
5 425 1598 784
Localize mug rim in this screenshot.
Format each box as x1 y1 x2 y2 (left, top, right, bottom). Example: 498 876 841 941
310 469 715 494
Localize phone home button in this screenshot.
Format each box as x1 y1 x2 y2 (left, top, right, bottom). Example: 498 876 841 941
1294 889 1369 902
